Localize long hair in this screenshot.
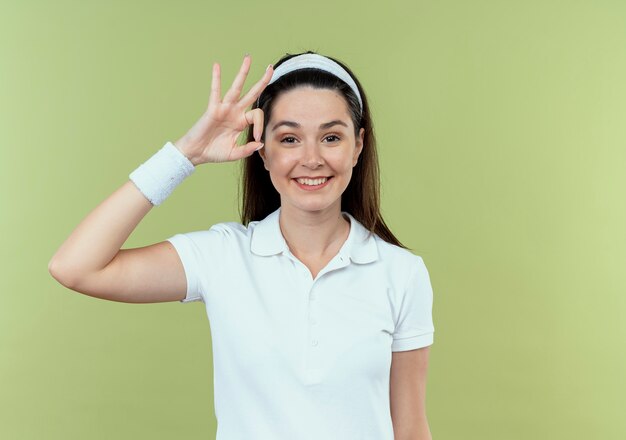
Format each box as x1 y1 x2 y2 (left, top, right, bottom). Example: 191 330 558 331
238 50 408 249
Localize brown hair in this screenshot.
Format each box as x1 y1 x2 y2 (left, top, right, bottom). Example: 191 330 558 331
238 50 408 250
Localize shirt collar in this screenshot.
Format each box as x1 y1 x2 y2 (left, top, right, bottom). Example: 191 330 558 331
250 207 378 264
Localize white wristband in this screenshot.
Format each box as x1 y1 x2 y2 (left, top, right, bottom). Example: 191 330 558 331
129 141 196 206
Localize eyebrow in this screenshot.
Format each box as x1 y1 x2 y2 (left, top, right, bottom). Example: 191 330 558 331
271 119 349 132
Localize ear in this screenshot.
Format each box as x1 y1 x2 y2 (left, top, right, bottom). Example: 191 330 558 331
353 127 365 167
258 145 269 171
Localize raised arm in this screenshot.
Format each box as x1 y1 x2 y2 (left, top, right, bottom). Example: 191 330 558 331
48 55 273 303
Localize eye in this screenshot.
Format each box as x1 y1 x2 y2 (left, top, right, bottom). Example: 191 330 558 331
279 134 342 144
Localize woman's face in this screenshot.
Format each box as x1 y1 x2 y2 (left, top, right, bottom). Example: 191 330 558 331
258 86 364 215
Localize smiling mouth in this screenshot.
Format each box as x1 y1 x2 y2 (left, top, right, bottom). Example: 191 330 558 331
294 176 333 186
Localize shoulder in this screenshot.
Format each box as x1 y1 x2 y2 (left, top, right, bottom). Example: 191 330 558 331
170 219 255 249
373 235 425 272
369 235 432 291
208 220 250 236
202 219 261 245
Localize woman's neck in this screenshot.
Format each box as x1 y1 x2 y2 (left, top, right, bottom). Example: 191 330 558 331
278 205 350 259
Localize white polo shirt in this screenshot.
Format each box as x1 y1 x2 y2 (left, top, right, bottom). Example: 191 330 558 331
166 206 435 440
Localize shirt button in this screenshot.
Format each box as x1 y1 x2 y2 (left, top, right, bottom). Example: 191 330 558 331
310 318 317 325
310 295 316 301
311 339 318 346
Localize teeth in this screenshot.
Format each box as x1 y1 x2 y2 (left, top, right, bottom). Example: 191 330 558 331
296 177 328 186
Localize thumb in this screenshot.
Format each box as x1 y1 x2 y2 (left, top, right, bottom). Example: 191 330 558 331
233 140 264 161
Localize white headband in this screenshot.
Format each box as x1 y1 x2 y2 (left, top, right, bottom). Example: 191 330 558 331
258 53 363 111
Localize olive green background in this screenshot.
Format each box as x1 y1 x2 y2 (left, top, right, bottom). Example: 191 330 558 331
1 0 625 438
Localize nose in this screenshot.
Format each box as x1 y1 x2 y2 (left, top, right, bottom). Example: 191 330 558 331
301 142 324 169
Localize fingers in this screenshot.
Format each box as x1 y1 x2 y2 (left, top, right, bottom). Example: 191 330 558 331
223 54 252 104
239 63 274 109
245 108 265 142
207 55 274 112
208 62 221 109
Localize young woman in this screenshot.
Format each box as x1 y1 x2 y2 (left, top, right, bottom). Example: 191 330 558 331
49 50 435 440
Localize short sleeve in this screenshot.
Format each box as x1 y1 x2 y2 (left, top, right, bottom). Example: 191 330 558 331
168 225 231 304
166 231 208 303
391 256 435 351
